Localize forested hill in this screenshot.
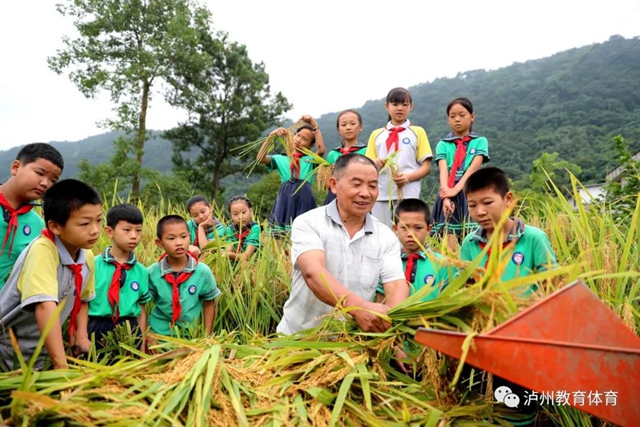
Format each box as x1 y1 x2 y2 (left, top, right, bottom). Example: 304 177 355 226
312 34 640 185
1 35 639 185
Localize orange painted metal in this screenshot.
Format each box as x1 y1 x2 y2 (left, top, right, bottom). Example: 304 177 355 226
414 281 640 427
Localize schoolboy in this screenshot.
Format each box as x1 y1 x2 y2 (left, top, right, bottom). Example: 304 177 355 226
377 198 449 302
147 215 220 338
0 179 101 371
88 203 151 350
0 143 64 288
460 167 558 295
459 167 557 427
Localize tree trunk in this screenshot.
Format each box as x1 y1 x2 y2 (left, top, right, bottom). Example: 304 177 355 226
213 166 221 201
132 80 150 198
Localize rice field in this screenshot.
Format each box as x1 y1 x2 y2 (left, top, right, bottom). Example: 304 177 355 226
0 179 638 426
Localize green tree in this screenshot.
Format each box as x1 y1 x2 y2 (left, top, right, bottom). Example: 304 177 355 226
517 152 583 195
165 32 291 199
604 135 640 219
48 0 213 197
246 172 282 221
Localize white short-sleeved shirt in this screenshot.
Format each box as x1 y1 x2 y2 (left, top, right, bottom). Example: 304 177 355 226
365 120 433 201
277 200 405 335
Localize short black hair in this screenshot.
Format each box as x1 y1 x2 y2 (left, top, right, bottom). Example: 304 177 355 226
333 153 377 178
464 167 510 197
446 97 474 115
43 179 102 226
227 195 253 212
394 198 432 225
156 215 188 239
336 109 363 128
186 195 210 212
106 203 143 228
16 143 64 171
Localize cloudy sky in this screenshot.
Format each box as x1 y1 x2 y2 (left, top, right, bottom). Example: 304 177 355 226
1 0 639 150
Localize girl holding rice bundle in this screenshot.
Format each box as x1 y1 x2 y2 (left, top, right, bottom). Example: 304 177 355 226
257 115 325 238
323 109 367 205
365 87 433 228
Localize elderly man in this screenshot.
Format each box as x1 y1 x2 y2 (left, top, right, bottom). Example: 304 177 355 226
277 154 408 335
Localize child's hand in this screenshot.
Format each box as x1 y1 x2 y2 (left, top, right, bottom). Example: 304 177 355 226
393 174 409 188
300 115 318 129
374 158 386 170
443 198 455 216
188 245 201 257
439 187 458 199
392 345 412 374
269 127 287 137
145 336 158 354
200 216 215 228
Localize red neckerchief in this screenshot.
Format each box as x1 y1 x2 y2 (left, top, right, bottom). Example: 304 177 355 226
234 225 252 252
290 152 304 180
385 127 406 152
106 258 132 324
404 253 421 284
159 252 198 326
0 194 34 256
41 229 84 339
338 146 361 155
447 136 473 188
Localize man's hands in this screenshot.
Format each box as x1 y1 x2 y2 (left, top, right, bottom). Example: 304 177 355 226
350 301 392 333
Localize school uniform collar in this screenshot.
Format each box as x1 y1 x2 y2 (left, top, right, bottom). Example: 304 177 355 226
159 253 197 276
385 120 411 130
102 246 137 265
401 250 428 260
326 200 374 235
332 142 367 152
442 132 479 142
48 234 87 266
470 218 526 244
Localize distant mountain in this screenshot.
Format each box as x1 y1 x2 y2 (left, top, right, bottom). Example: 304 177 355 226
2 35 639 189
0 131 176 182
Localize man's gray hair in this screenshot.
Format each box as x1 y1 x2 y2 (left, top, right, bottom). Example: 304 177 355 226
333 153 378 179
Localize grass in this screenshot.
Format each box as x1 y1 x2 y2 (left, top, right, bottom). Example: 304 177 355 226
0 179 638 426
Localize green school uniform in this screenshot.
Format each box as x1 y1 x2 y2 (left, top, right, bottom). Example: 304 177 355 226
377 250 450 302
269 154 317 183
459 219 558 295
218 222 261 252
187 218 221 246
325 145 367 165
0 208 43 288
148 254 220 336
434 134 490 181
88 247 151 318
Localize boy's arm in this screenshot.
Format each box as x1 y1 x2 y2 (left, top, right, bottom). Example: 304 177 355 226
202 300 215 336
227 245 257 262
71 302 91 353
137 305 148 352
35 301 67 369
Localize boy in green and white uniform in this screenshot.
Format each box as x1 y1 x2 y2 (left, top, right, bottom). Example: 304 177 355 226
147 215 221 338
0 143 63 287
459 167 558 427
88 203 151 351
377 198 450 302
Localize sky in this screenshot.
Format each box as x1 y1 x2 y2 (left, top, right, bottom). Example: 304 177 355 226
1 0 639 150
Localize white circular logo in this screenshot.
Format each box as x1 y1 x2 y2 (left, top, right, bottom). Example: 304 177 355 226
512 252 525 265
494 385 520 408
23 225 31 236
130 281 139 291
470 148 476 154
424 275 434 285
402 137 411 145
188 285 197 295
